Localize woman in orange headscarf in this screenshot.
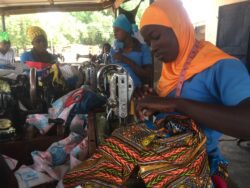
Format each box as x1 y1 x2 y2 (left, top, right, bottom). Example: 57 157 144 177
137 0 250 187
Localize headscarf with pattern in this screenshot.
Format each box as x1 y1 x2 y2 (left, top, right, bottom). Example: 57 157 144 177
27 26 47 42
140 0 234 97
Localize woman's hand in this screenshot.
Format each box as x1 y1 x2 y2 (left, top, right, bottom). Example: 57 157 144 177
113 52 125 61
133 85 156 100
136 96 178 120
133 85 158 119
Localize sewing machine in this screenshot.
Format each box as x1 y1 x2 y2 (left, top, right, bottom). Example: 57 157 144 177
80 61 98 91
0 64 68 139
0 74 29 141
97 64 134 125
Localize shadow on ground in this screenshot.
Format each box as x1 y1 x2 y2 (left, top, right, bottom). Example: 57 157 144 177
219 135 250 188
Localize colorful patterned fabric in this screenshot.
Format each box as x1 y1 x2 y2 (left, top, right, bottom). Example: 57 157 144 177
50 64 66 89
63 115 212 188
26 85 106 134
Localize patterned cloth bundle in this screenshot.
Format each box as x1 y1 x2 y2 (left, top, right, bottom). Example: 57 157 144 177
63 115 212 188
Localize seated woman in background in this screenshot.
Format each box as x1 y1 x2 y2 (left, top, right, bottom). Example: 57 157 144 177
89 43 111 64
97 43 111 64
111 14 152 87
20 26 56 64
0 32 15 66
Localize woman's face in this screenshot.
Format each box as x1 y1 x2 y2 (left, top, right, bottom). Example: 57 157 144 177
103 45 110 53
32 35 48 53
113 27 129 41
141 25 179 63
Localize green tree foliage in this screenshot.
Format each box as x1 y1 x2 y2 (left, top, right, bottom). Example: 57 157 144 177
70 10 114 45
5 14 39 53
4 10 114 53
2 1 149 54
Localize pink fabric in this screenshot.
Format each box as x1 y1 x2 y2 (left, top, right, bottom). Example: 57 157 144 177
212 175 227 188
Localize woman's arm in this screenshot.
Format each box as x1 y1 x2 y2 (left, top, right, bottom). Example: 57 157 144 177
113 52 153 81
122 55 152 80
176 98 250 140
20 53 26 64
136 96 250 140
20 51 32 64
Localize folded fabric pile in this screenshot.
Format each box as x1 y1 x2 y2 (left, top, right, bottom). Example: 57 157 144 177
26 85 106 135
1 85 106 187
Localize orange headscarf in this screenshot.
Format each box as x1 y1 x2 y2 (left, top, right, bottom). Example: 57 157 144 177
140 0 234 97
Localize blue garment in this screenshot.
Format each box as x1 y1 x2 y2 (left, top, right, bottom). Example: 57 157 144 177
113 14 132 34
110 43 152 87
113 40 124 51
20 51 55 76
20 51 55 64
20 51 34 64
162 59 250 173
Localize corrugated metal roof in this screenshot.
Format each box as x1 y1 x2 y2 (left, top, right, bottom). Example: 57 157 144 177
0 0 126 15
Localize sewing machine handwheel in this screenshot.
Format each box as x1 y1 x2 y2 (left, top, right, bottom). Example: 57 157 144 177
97 64 127 93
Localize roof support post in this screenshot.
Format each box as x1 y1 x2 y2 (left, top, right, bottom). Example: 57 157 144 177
1 14 6 31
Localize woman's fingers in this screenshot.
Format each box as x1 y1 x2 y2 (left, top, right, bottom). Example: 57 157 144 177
148 87 154 94
135 101 145 120
133 87 144 100
136 99 156 120
133 85 155 100
143 109 154 116
155 118 166 127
